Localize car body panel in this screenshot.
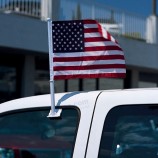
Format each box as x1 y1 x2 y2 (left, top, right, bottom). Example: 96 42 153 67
1 88 158 158
86 88 158 158
0 91 101 158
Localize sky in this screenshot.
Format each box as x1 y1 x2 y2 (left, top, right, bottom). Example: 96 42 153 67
97 0 158 17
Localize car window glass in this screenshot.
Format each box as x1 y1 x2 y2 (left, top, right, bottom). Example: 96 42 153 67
98 105 158 158
0 108 79 158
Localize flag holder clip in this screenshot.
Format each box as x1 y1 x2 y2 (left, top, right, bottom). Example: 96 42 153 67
47 79 62 118
47 109 62 118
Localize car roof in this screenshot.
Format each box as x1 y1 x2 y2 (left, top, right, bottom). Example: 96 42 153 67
1 88 158 114
0 91 101 114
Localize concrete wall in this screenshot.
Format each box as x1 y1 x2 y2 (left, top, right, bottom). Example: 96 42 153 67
116 36 158 71
0 13 48 53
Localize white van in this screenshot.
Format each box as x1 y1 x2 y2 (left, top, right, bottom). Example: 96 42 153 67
0 88 158 158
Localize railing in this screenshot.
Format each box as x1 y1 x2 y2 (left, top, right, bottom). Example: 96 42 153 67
0 0 147 41
60 0 147 41
0 0 41 18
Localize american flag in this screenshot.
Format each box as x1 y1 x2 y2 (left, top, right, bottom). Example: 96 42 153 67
51 19 126 80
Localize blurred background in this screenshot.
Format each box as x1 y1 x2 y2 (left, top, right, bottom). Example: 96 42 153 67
0 0 158 103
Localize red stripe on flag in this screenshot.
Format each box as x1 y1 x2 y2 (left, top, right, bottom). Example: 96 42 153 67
84 28 99 33
53 55 125 62
107 31 111 41
85 46 123 52
54 64 126 71
54 73 126 80
83 19 97 24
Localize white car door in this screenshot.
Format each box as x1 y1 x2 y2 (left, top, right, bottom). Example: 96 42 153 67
0 91 101 158
86 89 158 158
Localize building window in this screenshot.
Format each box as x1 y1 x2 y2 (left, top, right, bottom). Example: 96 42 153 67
0 66 16 103
139 72 158 88
83 79 96 91
35 56 50 95
99 78 124 90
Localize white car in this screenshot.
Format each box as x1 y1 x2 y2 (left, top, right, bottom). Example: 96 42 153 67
0 88 158 158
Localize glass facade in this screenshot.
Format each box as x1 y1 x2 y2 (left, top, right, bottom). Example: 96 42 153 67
35 56 50 95
99 78 124 90
0 53 24 103
139 72 158 88
0 66 16 103
0 66 16 102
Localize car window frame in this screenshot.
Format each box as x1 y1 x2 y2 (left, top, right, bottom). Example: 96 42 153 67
0 106 81 158
98 104 158 158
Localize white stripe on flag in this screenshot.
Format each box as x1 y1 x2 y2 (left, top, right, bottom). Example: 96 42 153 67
84 24 98 28
85 41 119 47
54 69 126 75
54 59 125 66
101 27 108 40
100 25 116 42
84 32 101 37
54 50 124 58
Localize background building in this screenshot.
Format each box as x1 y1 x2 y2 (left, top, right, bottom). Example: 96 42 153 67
0 0 158 103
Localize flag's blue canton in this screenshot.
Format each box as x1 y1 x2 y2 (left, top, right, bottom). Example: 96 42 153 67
52 20 84 53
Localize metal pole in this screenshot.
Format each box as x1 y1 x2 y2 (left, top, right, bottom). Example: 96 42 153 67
47 19 61 118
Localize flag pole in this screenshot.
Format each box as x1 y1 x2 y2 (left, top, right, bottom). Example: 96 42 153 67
47 19 61 118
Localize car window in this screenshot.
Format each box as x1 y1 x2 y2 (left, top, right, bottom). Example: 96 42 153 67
98 105 158 158
0 108 79 158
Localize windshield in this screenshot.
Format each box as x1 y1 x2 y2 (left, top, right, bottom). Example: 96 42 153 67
0 108 79 158
99 105 158 158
